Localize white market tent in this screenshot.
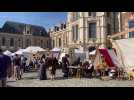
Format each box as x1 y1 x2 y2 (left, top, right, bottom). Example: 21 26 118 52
3 50 12 56
74 49 84 53
74 48 86 62
23 46 46 54
15 49 25 55
114 38 134 71
11 53 15 56
51 48 61 52
59 53 66 62
22 46 46 62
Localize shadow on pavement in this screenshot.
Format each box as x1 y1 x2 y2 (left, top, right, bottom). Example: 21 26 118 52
23 77 38 80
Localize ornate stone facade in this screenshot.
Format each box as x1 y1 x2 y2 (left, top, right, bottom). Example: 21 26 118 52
0 21 50 52
50 12 121 52
49 23 69 51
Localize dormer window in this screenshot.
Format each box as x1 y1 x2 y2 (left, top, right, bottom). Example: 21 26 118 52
27 30 30 34
61 24 64 30
64 24 66 29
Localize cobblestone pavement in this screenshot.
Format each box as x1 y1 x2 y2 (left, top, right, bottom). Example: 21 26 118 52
7 69 134 87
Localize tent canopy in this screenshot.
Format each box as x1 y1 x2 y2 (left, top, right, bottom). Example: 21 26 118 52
3 50 12 56
23 46 46 54
15 49 25 55
74 48 84 53
115 38 134 70
51 48 61 52
93 48 118 69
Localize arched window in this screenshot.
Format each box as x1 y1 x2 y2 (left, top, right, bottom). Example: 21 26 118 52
2 37 6 46
10 38 14 47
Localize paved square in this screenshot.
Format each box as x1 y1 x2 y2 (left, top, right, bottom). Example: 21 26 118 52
7 69 134 87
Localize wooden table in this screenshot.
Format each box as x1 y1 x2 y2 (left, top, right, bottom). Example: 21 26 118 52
68 66 82 78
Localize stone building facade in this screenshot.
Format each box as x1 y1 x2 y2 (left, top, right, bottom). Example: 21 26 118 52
120 12 134 38
49 23 69 51
0 21 50 52
50 12 121 52
67 12 121 49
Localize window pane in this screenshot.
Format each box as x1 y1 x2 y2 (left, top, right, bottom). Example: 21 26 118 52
10 38 14 46
88 12 91 16
89 23 96 38
76 25 78 40
2 37 5 46
129 20 134 28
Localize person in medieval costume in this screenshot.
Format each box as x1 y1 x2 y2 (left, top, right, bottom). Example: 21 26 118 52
39 55 47 80
62 54 70 78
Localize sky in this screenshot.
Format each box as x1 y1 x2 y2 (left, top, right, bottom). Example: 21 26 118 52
0 12 67 31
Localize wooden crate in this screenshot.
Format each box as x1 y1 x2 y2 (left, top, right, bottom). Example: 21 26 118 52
101 76 112 81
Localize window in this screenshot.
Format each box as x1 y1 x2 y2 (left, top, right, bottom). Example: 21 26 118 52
88 23 96 38
53 40 55 47
18 39 21 47
47 41 49 48
76 25 78 40
57 27 59 31
10 38 14 47
41 40 43 48
129 32 134 38
27 30 30 34
59 38 61 47
107 12 110 17
2 37 6 46
26 39 31 47
88 12 92 16
72 12 79 21
72 25 79 41
61 24 64 29
128 20 134 38
88 12 96 17
107 23 111 35
129 20 134 28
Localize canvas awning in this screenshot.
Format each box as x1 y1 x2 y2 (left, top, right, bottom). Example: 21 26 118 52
51 48 61 52
23 46 46 54
15 49 25 55
115 38 134 70
3 50 12 56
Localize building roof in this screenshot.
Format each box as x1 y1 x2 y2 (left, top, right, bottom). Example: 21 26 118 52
0 21 49 37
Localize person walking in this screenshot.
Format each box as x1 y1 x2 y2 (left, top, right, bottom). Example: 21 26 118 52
62 54 70 78
51 57 58 80
39 56 47 80
0 48 12 87
13 54 21 80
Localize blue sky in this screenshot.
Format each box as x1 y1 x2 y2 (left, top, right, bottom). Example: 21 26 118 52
0 12 67 31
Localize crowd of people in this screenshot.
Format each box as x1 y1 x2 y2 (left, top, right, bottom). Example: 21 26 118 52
0 47 131 87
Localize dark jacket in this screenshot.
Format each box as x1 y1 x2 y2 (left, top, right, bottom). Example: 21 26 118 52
0 54 11 79
62 57 69 73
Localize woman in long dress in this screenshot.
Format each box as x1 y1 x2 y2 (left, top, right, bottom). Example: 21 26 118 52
39 56 47 80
